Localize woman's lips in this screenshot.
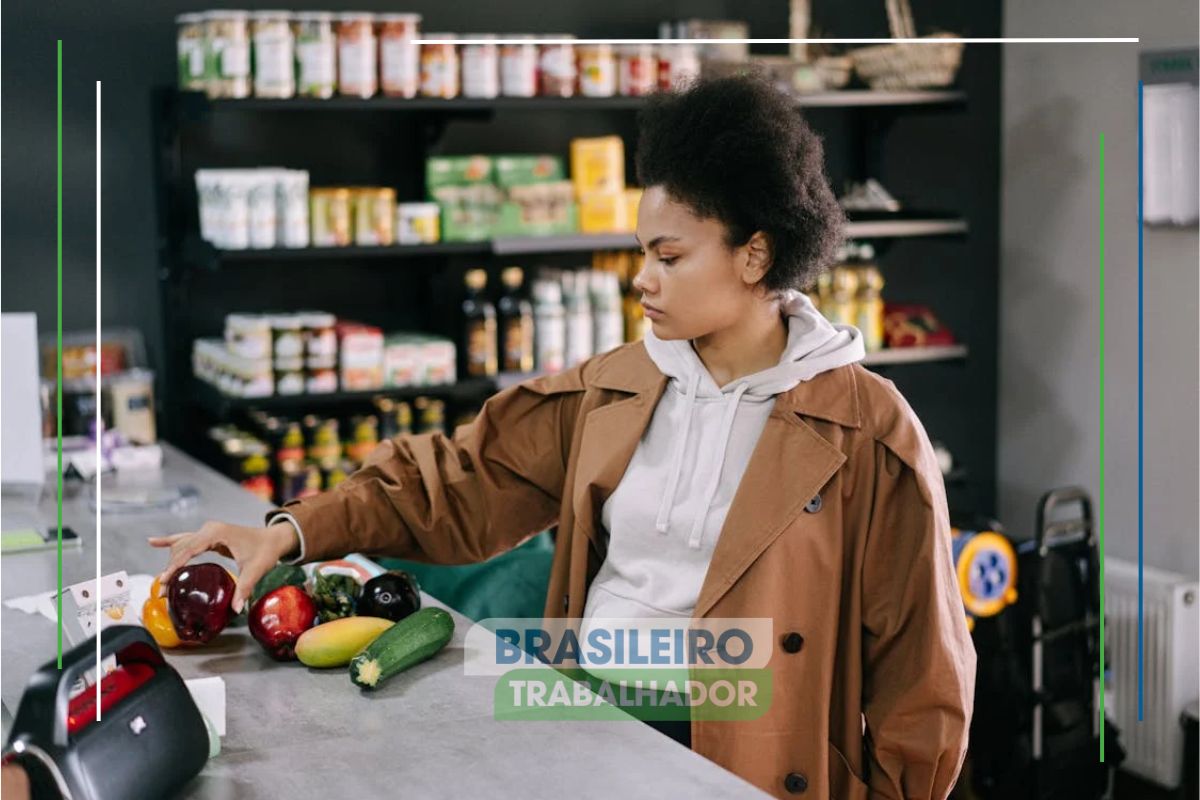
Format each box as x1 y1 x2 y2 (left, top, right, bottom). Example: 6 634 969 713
641 302 665 320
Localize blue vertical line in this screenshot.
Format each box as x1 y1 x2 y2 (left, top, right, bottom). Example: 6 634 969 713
1137 79 1144 723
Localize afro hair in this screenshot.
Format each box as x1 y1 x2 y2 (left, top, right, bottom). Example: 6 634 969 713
635 73 845 292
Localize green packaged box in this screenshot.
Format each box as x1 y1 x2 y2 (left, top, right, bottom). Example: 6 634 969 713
426 156 495 197
494 155 565 188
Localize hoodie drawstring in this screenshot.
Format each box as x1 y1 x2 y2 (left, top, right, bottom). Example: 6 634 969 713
686 382 749 549
654 372 700 534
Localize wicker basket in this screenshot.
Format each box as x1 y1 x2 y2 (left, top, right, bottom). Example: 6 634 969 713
814 56 853 90
849 32 964 90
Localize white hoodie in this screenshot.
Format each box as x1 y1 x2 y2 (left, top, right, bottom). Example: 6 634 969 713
581 291 866 623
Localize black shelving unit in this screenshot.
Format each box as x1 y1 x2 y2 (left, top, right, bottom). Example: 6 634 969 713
153 79 997 514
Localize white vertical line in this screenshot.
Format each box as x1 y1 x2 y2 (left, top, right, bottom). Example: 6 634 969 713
95 79 102 722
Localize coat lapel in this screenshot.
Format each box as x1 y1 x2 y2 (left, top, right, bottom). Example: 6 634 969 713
692 367 860 619
570 344 668 555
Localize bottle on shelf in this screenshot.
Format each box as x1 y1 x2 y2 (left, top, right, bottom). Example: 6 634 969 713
590 269 624 355
853 244 885 353
497 266 535 373
562 270 594 368
532 274 566 374
829 266 859 329
463 268 498 377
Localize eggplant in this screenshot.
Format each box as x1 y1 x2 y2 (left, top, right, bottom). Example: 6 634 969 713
356 571 421 622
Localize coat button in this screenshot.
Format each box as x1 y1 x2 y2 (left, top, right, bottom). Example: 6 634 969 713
784 772 808 793
804 494 822 513
781 632 804 653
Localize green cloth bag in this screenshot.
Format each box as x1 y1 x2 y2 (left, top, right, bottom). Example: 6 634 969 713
377 531 555 622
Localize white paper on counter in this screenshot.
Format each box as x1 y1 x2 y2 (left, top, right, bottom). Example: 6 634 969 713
186 676 226 737
4 573 154 627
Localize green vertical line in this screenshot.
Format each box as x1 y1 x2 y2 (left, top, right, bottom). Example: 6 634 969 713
1098 132 1106 761
56 39 64 669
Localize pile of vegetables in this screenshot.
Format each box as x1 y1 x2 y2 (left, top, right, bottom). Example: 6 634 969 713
143 561 452 690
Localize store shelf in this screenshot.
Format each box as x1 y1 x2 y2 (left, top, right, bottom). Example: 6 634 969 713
844 214 968 239
192 377 498 417
861 345 968 366
492 232 638 254
181 89 965 115
795 89 966 108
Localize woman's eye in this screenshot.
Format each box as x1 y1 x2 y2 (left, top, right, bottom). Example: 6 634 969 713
660 256 678 266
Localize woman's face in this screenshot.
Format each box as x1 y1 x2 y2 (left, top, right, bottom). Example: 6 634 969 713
632 186 765 341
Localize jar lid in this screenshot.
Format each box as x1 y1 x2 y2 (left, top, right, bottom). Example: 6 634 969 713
293 11 334 21
377 13 422 22
296 311 337 327
204 10 250 20
337 12 376 20
423 33 457 39
269 314 304 329
249 10 291 19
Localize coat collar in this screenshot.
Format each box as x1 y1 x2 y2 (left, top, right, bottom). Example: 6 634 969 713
589 342 863 430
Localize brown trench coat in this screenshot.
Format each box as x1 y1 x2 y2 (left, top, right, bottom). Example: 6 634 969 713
277 342 977 799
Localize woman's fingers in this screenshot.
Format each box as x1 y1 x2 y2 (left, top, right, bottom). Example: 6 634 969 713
147 532 188 548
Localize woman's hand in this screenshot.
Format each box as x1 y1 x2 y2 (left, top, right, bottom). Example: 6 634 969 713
148 521 300 613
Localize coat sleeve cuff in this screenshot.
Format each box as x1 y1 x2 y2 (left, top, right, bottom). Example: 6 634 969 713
265 511 306 565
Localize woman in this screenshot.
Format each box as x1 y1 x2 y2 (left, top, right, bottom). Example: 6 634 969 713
152 75 975 799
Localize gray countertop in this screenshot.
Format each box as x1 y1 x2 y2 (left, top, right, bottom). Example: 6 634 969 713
1 444 765 799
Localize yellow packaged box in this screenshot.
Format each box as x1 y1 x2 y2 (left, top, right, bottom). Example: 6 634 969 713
570 136 625 198
623 187 642 232
579 190 627 233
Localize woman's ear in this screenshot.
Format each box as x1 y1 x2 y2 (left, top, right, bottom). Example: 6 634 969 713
741 231 773 285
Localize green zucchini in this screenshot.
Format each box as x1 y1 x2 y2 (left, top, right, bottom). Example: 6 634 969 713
349 607 455 689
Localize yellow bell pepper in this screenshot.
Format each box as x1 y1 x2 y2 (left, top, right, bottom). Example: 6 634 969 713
143 577 182 649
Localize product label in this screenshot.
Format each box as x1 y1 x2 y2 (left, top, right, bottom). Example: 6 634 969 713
254 35 293 88
381 38 420 89
339 40 377 90
501 49 538 96
466 320 497 376
297 41 335 88
221 41 250 78
503 318 534 372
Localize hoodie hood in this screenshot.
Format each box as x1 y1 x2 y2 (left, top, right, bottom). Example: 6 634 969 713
642 289 865 399
637 290 864 550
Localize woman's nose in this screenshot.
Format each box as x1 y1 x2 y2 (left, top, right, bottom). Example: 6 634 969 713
632 259 655 294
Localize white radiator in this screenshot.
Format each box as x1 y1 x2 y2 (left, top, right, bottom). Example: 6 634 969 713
1105 558 1199 787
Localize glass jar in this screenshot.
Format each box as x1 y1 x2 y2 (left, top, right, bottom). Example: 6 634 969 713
617 44 656 97
657 42 700 91
420 34 460 99
310 188 353 247
293 12 336 99
461 34 500 99
250 11 294 98
205 11 251 99
378 13 422 98
539 35 576 97
176 13 208 91
337 12 377 98
353 187 397 246
500 34 538 97
578 43 616 98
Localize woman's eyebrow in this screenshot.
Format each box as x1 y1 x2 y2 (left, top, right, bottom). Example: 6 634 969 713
635 234 683 249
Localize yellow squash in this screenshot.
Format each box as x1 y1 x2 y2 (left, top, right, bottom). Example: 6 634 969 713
295 616 394 668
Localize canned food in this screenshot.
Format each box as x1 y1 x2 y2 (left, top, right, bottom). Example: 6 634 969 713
223 436 274 501
414 397 446 435
306 367 337 394
270 314 306 362
310 188 352 247
657 43 700 91
353 187 396 246
276 421 306 467
280 460 322 503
